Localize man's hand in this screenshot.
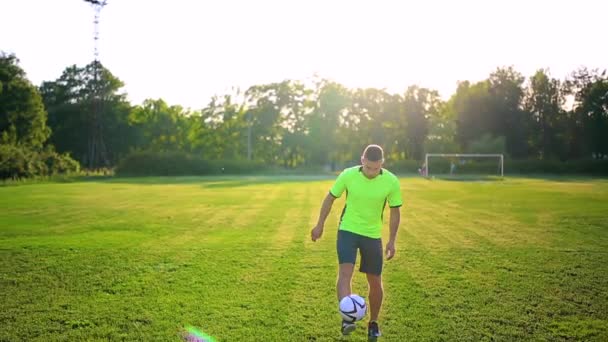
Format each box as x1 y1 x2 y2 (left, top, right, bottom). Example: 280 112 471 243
385 241 396 260
311 224 324 242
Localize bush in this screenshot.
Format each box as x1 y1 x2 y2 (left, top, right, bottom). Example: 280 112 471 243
115 150 205 176
115 150 268 176
385 158 608 176
507 159 608 175
0 144 80 180
210 159 267 175
40 148 81 175
385 160 423 173
468 134 506 154
0 144 29 179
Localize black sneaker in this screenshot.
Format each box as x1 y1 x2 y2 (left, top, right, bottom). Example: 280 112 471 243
341 320 356 335
368 321 381 340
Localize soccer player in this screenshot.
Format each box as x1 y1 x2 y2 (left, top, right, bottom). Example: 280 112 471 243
311 144 403 340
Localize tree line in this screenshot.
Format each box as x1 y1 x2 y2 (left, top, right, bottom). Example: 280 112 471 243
1 51 607 178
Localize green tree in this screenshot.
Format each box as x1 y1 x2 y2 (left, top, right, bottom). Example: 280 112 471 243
349 88 395 156
403 86 441 160
488 66 530 158
584 80 608 157
0 53 79 179
308 80 350 168
449 80 492 151
40 62 134 166
129 99 190 152
525 69 567 159
565 68 608 158
0 52 50 148
424 100 458 154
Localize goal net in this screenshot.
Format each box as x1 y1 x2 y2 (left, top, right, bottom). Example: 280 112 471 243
423 153 504 178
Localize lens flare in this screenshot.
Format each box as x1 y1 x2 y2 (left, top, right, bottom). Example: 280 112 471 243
184 325 216 342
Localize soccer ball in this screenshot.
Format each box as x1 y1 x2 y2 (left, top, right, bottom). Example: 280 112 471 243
339 294 367 322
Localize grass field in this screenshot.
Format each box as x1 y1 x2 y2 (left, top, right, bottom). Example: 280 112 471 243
1 175 607 341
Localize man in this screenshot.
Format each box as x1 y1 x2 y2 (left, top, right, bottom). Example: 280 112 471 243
311 144 402 340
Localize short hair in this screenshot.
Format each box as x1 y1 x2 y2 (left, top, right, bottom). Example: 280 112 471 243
363 144 384 162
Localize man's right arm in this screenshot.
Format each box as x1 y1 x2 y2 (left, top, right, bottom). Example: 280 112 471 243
317 193 337 226
311 193 336 241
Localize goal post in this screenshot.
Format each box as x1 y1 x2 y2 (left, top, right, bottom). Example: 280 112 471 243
424 153 504 177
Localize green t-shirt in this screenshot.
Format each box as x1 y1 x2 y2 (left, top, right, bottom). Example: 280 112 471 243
329 166 403 238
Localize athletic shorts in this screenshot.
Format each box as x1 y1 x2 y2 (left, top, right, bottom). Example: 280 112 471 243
337 229 383 275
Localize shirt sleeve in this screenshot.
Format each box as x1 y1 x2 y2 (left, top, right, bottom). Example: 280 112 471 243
329 170 348 198
387 177 403 208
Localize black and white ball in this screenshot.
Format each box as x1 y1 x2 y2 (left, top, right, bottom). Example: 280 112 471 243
339 294 367 322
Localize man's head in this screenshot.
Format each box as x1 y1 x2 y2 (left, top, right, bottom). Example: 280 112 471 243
361 144 384 179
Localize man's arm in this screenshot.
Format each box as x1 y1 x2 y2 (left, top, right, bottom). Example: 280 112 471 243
385 206 401 260
311 193 336 241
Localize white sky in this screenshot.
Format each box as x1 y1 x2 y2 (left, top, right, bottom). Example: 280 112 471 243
1 0 606 109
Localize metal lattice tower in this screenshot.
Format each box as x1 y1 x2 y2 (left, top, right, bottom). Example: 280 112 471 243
84 0 109 170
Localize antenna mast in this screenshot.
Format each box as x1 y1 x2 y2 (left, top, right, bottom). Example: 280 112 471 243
85 0 109 170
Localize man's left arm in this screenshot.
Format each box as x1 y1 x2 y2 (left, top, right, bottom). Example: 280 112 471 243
385 206 400 260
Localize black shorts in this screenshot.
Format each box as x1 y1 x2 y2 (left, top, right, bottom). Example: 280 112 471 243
337 230 383 275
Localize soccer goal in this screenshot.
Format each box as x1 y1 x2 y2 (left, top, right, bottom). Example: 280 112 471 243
423 153 504 178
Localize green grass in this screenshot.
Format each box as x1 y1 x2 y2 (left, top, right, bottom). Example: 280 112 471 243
1 175 607 341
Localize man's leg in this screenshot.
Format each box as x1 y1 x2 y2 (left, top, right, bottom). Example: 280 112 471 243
336 230 358 301
366 273 383 322
337 263 355 301
336 230 358 335
338 264 356 335
359 235 383 339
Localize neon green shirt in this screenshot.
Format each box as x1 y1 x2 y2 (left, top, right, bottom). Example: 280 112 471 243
329 166 403 238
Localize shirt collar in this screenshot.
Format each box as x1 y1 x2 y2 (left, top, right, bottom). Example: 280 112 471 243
359 166 383 175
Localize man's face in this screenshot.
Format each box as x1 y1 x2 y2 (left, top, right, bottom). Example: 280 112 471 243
361 157 383 179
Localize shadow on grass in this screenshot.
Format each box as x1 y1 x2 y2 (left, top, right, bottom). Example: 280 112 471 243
427 175 505 182
3 172 606 188
89 174 339 188
426 173 608 183
504 174 608 183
